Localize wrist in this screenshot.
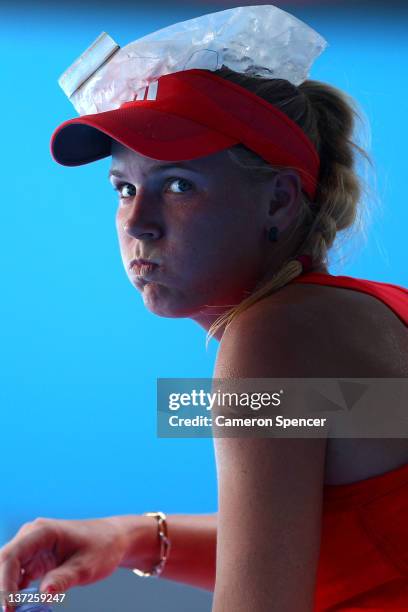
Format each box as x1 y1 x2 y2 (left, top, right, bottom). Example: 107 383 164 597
132 512 171 577
106 514 161 571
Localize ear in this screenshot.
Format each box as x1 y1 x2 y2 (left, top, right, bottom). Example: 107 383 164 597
268 170 302 232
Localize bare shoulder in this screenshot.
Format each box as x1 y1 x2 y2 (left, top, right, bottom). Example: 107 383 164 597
219 277 408 378
214 278 408 486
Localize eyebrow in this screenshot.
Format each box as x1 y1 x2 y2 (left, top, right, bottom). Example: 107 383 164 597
108 162 200 180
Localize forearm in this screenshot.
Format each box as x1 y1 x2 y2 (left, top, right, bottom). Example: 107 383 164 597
110 513 217 591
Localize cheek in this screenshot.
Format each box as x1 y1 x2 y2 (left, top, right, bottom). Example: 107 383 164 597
115 212 128 245
115 229 130 264
115 210 121 234
200 216 261 264
182 231 262 295
180 206 258 264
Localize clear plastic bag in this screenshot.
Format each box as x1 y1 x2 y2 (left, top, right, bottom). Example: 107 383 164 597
58 4 328 116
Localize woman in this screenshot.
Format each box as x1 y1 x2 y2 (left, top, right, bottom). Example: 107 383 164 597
1 7 408 612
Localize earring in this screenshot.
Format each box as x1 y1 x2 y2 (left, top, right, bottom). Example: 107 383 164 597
268 226 279 242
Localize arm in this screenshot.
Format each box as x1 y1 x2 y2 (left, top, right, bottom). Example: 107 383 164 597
111 513 217 591
211 300 330 612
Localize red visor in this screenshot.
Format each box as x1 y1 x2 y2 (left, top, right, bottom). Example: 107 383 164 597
50 69 320 200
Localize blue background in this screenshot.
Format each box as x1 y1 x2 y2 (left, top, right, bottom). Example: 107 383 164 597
1 0 407 547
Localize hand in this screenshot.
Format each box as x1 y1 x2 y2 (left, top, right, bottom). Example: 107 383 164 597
0 516 130 612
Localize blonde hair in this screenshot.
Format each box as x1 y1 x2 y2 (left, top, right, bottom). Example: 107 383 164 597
204 66 379 349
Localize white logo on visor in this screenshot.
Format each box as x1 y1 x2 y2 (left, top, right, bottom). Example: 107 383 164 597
135 80 159 101
146 80 158 100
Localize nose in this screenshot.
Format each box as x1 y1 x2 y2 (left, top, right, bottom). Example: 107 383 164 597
121 196 162 241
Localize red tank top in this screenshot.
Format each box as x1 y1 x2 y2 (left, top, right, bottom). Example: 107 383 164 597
290 272 408 611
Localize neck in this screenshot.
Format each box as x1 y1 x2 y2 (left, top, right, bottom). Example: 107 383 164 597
191 261 330 341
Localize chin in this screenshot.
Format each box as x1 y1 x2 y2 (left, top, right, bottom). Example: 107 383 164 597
140 283 209 319
137 282 185 318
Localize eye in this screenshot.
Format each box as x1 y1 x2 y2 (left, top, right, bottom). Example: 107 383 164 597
115 183 136 199
165 177 193 195
112 177 193 201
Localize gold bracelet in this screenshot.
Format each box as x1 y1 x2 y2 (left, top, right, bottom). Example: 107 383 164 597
132 511 171 577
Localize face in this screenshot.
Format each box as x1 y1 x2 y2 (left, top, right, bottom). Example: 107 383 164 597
109 141 300 321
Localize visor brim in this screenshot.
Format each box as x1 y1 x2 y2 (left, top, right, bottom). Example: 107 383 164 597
50 105 238 166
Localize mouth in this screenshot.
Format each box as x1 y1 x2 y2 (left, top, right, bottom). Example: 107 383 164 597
128 258 159 277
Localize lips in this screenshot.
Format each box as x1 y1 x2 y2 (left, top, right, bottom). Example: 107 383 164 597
128 258 159 276
129 258 158 268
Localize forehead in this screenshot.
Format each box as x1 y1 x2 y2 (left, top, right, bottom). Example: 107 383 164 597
109 140 237 176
